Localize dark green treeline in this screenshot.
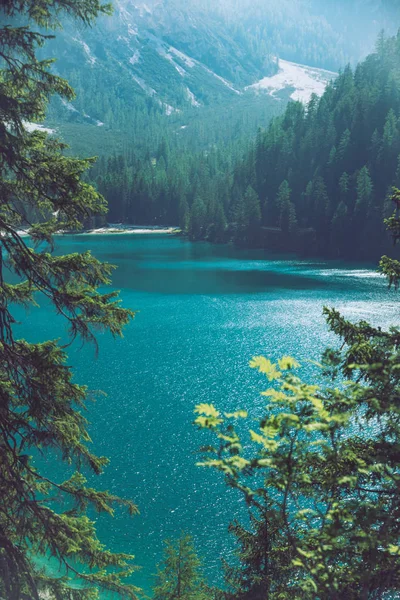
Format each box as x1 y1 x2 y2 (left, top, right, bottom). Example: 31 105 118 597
95 31 400 259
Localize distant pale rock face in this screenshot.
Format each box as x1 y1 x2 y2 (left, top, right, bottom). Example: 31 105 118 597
129 50 140 65
186 87 200 107
42 0 400 137
24 123 56 134
164 103 181 115
247 59 337 104
47 0 350 132
169 47 195 69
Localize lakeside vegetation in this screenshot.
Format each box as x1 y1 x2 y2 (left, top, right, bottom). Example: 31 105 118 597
1 0 400 599
92 31 400 260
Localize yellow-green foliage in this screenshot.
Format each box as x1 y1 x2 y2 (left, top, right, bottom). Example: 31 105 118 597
195 344 400 599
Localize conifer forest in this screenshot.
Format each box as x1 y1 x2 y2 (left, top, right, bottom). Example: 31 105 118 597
2 1 400 599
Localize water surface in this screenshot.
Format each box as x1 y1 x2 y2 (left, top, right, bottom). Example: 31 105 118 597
19 234 398 593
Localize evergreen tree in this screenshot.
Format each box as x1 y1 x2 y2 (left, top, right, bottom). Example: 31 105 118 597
189 196 207 240
195 189 400 599
383 109 399 150
339 172 350 201
331 201 349 256
242 185 261 243
355 165 374 214
153 534 208 600
210 201 227 243
222 509 292 600
40 27 400 259
179 195 190 231
337 128 351 162
276 180 291 213
311 176 330 249
0 1 138 598
277 180 297 236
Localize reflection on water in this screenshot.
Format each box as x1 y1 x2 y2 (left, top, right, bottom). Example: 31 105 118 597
22 234 398 594
63 234 387 296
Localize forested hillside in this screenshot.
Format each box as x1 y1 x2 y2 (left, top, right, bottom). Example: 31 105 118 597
213 0 400 71
236 31 400 258
95 31 400 260
42 0 400 161
4 0 400 598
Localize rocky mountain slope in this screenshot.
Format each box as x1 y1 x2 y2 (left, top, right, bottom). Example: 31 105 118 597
38 0 400 154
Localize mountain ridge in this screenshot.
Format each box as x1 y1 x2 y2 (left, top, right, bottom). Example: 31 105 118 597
37 0 400 156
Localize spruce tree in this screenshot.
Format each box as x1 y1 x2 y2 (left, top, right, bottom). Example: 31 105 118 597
153 534 208 600
0 1 139 598
355 166 373 214
189 197 207 240
338 172 350 201
337 129 351 162
276 180 291 214
243 186 261 244
211 202 227 243
222 509 292 600
331 201 349 256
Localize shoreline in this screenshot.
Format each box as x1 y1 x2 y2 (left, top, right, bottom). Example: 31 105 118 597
16 226 181 237
84 226 180 235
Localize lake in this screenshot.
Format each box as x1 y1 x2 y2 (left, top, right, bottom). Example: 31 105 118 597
19 233 399 594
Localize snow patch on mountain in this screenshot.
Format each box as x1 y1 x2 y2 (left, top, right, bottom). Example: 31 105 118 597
114 0 138 35
214 73 241 95
73 38 96 65
132 74 157 96
60 99 104 126
213 73 241 94
202 65 240 95
24 123 56 134
61 99 79 113
247 58 336 103
129 50 140 65
186 87 200 107
169 47 195 69
164 103 180 116
175 63 186 76
157 45 186 76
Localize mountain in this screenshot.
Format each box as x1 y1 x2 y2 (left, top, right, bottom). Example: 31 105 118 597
89 29 400 261
45 0 274 135
40 0 400 157
213 0 400 71
181 29 400 259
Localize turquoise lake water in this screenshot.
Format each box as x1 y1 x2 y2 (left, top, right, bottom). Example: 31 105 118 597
18 234 399 594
